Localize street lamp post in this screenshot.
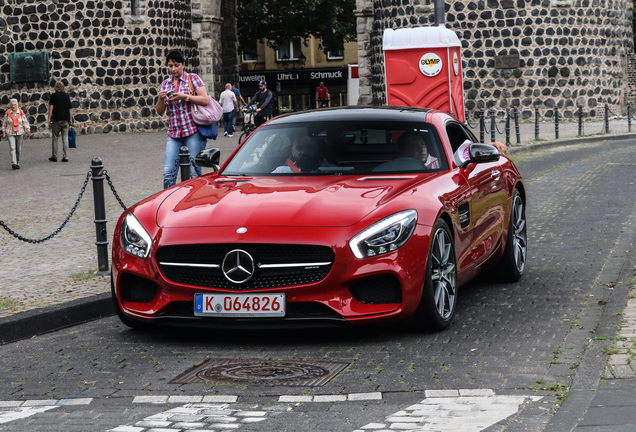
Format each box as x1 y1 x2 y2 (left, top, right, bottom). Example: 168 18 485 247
281 52 306 111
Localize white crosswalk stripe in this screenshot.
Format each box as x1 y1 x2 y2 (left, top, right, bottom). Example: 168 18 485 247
353 393 542 432
109 403 272 432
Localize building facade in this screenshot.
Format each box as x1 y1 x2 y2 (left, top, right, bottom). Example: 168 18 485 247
238 37 358 113
355 0 634 120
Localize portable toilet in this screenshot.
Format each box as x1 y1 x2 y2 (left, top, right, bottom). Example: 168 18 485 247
383 26 464 123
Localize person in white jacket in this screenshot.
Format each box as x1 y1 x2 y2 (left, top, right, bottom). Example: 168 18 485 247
219 83 238 137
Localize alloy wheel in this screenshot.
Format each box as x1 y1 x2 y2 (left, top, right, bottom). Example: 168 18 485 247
430 227 457 319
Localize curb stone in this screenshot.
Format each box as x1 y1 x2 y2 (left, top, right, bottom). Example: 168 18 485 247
0 292 113 345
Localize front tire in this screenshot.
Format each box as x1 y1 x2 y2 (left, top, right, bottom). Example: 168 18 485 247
414 219 458 332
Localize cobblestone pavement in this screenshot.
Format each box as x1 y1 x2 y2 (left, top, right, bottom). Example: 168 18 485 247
1 121 636 432
0 118 632 318
0 130 238 317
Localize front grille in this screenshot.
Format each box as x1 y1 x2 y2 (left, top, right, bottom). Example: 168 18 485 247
156 244 335 290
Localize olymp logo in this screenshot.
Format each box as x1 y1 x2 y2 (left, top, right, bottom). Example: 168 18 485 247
419 53 442 77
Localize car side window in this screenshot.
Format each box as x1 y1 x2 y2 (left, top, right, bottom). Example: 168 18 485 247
446 122 474 154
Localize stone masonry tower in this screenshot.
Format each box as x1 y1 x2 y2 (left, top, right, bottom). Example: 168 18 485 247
0 0 238 135
355 0 634 121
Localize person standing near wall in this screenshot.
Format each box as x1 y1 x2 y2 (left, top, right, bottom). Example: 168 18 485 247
3 98 30 170
48 82 73 162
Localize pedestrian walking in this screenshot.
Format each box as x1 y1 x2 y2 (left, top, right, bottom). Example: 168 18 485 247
48 81 73 162
156 49 209 189
219 83 238 137
231 83 245 127
3 98 30 170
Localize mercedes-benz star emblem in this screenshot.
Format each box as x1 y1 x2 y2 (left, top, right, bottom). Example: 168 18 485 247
222 249 255 284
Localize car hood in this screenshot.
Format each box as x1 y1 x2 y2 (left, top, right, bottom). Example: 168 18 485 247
155 174 429 228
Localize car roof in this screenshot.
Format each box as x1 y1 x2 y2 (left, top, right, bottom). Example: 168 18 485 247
267 105 441 125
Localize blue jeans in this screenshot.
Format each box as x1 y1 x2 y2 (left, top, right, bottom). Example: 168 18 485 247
163 132 206 189
223 110 235 135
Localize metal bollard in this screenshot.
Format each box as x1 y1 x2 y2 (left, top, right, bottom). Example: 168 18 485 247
604 103 609 134
490 108 496 143
479 108 485 143
534 105 539 141
505 107 511 145
91 157 110 276
628 102 632 133
554 106 559 140
578 105 583 136
513 106 520 145
179 146 191 183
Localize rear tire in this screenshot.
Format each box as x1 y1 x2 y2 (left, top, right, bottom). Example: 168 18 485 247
496 189 527 282
413 219 458 332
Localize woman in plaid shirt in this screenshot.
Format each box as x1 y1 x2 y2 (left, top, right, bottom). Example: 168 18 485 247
156 50 210 189
3 98 30 170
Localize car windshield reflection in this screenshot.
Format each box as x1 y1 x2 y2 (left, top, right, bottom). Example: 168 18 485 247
222 121 448 176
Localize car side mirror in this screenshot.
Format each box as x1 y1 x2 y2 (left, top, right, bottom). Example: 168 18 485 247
195 148 221 171
468 143 500 164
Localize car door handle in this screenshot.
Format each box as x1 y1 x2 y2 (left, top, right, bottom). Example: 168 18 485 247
491 170 501 181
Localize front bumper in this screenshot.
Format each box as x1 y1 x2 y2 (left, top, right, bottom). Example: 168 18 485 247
112 224 431 328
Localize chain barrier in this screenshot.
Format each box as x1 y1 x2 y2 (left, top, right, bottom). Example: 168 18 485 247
0 171 92 243
103 170 128 211
464 115 477 129
598 117 607 134
493 114 506 135
166 158 180 187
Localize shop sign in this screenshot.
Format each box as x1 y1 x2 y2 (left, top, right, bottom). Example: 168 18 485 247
240 67 348 86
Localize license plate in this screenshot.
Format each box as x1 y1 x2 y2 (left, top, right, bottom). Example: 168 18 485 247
194 293 286 317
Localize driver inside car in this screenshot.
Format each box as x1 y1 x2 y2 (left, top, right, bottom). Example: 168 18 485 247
398 131 440 169
374 130 441 172
272 136 333 173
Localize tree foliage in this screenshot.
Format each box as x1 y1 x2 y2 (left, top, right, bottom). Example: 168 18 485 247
237 0 357 55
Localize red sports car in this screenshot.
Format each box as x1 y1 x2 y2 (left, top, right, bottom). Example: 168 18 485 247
112 106 526 331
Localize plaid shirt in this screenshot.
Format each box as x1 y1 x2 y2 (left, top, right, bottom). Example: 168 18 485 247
160 71 204 138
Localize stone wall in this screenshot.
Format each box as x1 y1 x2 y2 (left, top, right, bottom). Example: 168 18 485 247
625 52 636 110
0 0 200 136
356 0 634 121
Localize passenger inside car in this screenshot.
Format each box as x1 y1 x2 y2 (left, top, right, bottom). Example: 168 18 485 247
272 136 334 173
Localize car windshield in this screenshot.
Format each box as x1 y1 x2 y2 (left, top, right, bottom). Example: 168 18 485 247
222 121 448 176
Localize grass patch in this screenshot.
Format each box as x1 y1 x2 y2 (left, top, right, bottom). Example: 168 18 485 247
0 298 18 310
71 269 99 281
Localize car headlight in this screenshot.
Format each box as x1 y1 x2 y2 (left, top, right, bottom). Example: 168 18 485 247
120 213 152 259
349 210 418 259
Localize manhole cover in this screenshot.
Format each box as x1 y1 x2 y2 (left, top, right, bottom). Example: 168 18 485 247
170 358 350 387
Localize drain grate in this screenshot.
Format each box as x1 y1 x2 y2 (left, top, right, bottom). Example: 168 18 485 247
170 358 350 387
